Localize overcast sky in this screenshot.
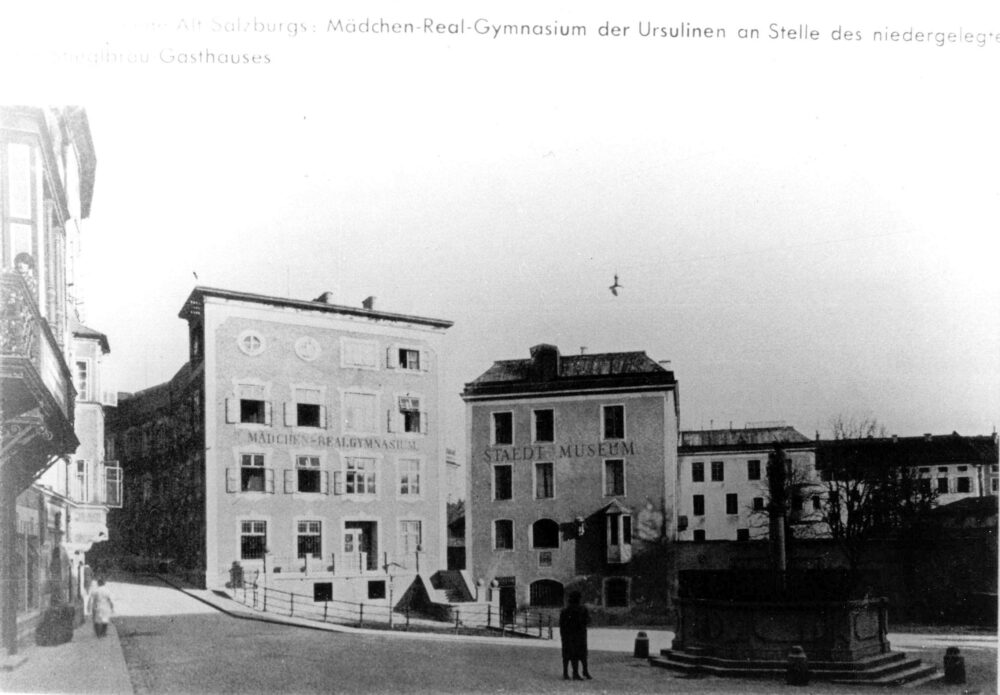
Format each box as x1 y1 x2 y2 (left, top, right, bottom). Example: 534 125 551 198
8 1 998 450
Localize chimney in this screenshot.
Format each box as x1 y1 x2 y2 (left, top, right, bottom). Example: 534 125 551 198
313 291 337 304
892 434 898 443
362 296 376 310
924 433 933 442
529 344 560 381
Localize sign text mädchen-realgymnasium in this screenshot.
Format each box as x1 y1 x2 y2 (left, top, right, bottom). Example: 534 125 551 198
328 18 586 38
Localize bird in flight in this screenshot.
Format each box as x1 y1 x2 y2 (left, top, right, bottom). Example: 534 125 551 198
609 273 623 296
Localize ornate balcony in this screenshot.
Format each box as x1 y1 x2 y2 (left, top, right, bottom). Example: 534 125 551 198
1 270 78 488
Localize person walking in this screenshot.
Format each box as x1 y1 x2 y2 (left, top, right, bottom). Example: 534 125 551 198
87 578 114 638
559 591 592 680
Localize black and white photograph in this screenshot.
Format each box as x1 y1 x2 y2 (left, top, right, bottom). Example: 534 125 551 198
1 1 997 693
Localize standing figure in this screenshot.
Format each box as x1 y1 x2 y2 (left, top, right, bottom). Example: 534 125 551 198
87 578 114 638
559 591 592 680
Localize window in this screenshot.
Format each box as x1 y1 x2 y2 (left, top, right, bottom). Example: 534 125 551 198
919 478 932 495
493 412 513 445
399 459 421 496
532 519 559 549
747 460 761 480
291 388 324 428
104 463 122 508
494 465 512 500
937 467 948 473
368 581 386 600
919 467 930 474
752 497 764 511
693 494 705 516
604 460 625 496
605 578 629 608
238 384 267 424
993 478 999 493
711 461 724 482
343 392 376 432
393 396 424 434
937 477 949 494
240 521 267 560
737 528 750 541
957 466 968 472
74 460 89 501
494 520 514 550
237 330 265 356
534 462 554 499
399 520 422 556
345 457 376 495
538 551 553 568
957 477 971 493
691 462 704 483
533 409 554 443
297 521 322 559
74 361 91 401
398 348 420 370
692 529 706 542
812 495 822 510
241 453 267 492
602 405 625 440
726 493 738 515
295 456 323 493
529 579 564 607
342 338 378 369
314 583 333 602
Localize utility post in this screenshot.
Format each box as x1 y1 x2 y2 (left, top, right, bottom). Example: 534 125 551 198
767 446 788 591
383 553 404 629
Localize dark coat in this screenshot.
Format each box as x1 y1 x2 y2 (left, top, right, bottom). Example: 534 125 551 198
559 604 589 659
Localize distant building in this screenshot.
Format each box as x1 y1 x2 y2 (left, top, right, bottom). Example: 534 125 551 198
106 287 453 604
1 106 98 653
677 425 817 542
816 432 999 504
462 344 678 616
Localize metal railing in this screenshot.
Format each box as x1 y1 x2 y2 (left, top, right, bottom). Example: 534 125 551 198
228 582 553 639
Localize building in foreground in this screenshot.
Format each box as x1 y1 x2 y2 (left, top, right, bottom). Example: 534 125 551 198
462 344 678 617
107 287 452 604
1 106 100 653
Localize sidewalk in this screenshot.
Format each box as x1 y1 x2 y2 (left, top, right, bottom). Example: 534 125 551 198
158 574 677 653
0 619 133 695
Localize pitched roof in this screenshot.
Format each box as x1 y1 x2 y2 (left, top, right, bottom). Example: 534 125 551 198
71 319 110 353
816 433 999 469
680 426 812 451
463 344 674 398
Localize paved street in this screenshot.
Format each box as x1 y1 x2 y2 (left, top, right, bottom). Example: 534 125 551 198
7 574 994 695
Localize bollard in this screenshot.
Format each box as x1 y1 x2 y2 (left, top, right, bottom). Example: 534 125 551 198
633 631 650 658
786 646 809 686
943 646 966 684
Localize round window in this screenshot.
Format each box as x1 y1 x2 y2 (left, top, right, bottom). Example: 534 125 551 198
237 330 265 356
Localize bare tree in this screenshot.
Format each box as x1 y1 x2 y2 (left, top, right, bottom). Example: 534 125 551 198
818 417 938 576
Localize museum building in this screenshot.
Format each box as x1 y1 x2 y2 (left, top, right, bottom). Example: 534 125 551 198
106 287 452 602
462 344 679 616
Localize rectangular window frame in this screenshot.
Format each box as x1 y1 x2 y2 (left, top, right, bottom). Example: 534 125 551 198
693 494 705 517
296 520 322 560
532 409 554 443
603 459 626 497
747 460 761 481
534 461 554 499
493 519 514 551
726 493 738 515
691 461 704 483
493 464 513 501
710 461 724 482
398 458 422 498
602 404 625 441
240 520 267 560
492 411 514 446
342 390 379 434
340 337 380 370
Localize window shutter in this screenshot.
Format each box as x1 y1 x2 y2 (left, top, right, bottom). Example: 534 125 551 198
386 409 394 433
420 349 431 372
386 345 398 369
319 405 328 429
264 401 273 426
284 402 295 427
225 398 238 424
333 471 343 495
284 469 296 493
265 468 275 493
420 412 429 434
226 468 238 493
320 470 330 494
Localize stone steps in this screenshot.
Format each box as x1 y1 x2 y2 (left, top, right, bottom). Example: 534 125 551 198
650 648 939 686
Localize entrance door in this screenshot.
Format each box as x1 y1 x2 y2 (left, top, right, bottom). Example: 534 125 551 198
499 585 516 624
344 530 367 573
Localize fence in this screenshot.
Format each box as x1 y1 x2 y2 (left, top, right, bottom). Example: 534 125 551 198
229 582 553 639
